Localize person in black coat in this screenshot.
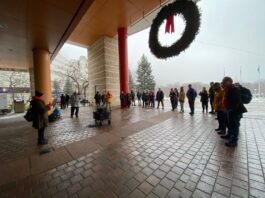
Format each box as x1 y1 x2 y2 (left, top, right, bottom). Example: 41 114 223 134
31 91 50 145
156 88 164 109
120 91 126 108
209 82 215 114
137 91 142 106
142 91 146 108
94 91 101 107
65 94 70 108
169 88 177 111
199 87 209 113
60 94 66 109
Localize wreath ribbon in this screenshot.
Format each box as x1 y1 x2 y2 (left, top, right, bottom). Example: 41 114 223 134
165 15 175 33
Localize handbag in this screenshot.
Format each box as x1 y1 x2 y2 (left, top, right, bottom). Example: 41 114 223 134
24 108 33 122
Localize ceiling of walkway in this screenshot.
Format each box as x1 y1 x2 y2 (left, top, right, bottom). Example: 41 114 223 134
69 0 168 46
0 0 93 70
0 0 167 70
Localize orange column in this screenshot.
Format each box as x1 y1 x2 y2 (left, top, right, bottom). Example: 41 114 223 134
32 49 52 105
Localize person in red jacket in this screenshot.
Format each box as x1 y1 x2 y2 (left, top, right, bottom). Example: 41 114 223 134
221 77 247 147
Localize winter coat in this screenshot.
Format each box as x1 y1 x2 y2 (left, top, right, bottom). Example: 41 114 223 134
179 91 185 103
169 91 176 101
31 97 49 130
186 88 197 101
106 92 112 103
71 94 81 107
213 88 224 111
209 87 215 100
156 91 164 101
223 85 247 114
199 91 209 102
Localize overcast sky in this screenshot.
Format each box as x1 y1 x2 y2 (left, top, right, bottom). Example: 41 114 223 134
60 0 265 86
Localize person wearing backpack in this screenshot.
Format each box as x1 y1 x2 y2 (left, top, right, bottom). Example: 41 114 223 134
221 77 247 147
31 91 50 145
186 84 197 115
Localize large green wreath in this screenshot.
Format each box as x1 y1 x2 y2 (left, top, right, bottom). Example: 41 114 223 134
149 0 201 59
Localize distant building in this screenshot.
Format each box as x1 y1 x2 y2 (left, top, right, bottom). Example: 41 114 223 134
51 54 88 95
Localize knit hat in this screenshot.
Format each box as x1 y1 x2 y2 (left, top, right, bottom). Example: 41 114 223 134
35 90 43 97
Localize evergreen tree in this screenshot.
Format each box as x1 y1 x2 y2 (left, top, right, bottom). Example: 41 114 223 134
53 80 61 96
136 54 156 91
63 78 73 95
129 70 136 90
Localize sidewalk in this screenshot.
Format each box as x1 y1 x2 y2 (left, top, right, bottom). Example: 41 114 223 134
0 103 265 197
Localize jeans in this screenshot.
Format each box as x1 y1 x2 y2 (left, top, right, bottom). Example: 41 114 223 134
226 110 242 144
71 107 79 117
180 102 184 112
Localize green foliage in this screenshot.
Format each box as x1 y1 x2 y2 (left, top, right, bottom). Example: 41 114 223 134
136 54 156 91
129 70 136 90
63 78 73 95
53 80 61 93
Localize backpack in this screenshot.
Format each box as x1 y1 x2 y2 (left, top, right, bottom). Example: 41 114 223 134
239 86 252 104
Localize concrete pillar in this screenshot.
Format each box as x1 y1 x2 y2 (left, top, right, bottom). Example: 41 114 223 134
32 49 52 105
118 27 129 94
87 37 120 106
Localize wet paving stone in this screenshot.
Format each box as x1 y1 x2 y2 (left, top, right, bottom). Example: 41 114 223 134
0 104 265 197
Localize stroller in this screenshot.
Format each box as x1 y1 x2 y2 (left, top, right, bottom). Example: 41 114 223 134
93 106 111 125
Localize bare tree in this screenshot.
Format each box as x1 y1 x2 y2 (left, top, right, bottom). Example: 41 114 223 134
66 59 89 97
0 70 30 108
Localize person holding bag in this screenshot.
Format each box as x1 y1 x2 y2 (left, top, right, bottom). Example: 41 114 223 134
31 90 50 145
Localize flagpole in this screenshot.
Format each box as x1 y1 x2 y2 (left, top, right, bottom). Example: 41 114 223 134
239 66 242 84
258 66 261 97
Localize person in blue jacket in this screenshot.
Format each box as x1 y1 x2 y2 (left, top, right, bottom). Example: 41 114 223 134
186 84 197 115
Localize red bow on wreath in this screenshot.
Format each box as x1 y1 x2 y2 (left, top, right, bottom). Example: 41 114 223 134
165 15 175 34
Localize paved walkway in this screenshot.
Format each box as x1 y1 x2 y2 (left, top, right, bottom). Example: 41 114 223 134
0 101 265 198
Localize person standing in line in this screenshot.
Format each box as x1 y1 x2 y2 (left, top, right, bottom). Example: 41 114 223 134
31 91 50 145
169 88 177 111
131 90 136 106
199 87 209 113
137 91 142 106
186 84 197 115
101 91 106 106
70 92 81 118
106 91 112 111
142 91 146 108
150 91 155 108
65 94 70 108
156 88 164 109
209 82 215 114
174 88 179 110
213 82 225 135
179 86 185 113
221 77 247 147
60 94 66 109
94 91 101 107
120 91 126 108
127 92 131 108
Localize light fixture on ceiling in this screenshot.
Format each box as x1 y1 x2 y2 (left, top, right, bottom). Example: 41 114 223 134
0 24 8 29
